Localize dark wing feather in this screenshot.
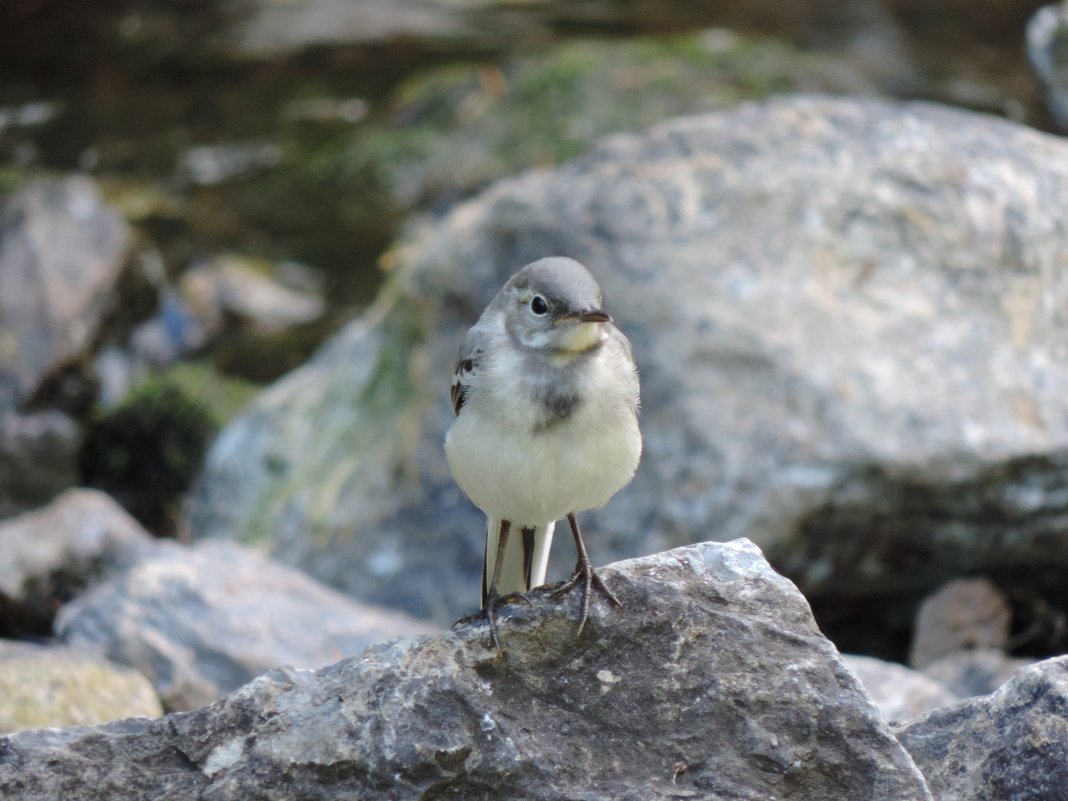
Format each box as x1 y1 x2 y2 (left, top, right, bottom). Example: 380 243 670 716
450 327 486 416
451 362 472 415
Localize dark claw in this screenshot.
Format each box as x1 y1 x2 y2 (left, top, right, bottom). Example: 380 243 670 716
550 557 623 636
477 590 530 656
483 593 504 656
550 512 623 635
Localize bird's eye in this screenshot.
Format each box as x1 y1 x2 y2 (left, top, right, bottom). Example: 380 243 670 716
530 295 549 315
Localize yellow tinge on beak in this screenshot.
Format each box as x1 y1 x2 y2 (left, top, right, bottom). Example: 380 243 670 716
554 309 611 352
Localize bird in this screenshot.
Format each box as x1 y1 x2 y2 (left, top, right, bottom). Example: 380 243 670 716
445 256 642 653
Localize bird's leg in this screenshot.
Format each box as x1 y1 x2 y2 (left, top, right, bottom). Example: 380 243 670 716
550 512 623 635
482 519 512 655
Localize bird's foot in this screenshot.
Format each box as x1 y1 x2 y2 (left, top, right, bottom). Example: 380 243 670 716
478 591 507 656
474 591 532 656
550 557 623 636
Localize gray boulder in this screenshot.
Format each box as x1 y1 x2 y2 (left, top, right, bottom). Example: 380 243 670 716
909 577 1012 669
0 488 156 635
56 539 435 710
921 648 1033 699
0 176 131 406
185 96 1068 632
896 655 1068 801
178 254 325 338
1 540 932 801
0 410 81 520
842 654 958 723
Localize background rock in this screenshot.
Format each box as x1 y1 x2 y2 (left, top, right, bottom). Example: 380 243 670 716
345 34 874 213
1028 2 1068 130
0 410 81 520
895 655 1068 801
921 648 1033 699
233 0 887 56
842 654 958 722
0 176 131 407
0 640 161 733
909 577 1012 668
227 0 1044 126
178 254 325 338
0 489 156 637
186 96 1068 658
56 539 435 710
1 540 931 801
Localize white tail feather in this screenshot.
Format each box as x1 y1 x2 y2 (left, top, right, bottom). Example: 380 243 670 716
483 518 556 605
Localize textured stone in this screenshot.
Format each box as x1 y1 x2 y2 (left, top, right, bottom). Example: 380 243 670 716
843 654 958 722
909 577 1012 668
0 176 131 405
185 97 1068 636
0 489 155 636
1 540 931 801
896 655 1068 801
56 540 435 710
0 640 161 733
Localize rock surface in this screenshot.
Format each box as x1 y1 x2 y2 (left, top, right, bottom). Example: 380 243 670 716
0 540 931 801
896 655 1068 801
56 539 435 710
0 410 81 520
0 640 161 733
0 176 131 406
0 489 156 636
843 654 958 722
909 577 1012 668
186 96 1068 639
921 648 1033 699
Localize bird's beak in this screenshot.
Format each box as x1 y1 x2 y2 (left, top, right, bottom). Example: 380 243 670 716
556 309 612 325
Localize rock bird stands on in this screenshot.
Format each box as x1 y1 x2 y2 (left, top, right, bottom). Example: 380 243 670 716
445 257 642 652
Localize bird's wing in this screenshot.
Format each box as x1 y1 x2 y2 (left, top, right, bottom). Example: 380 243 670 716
450 324 488 416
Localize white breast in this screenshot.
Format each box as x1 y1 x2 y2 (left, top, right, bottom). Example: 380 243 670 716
445 337 641 527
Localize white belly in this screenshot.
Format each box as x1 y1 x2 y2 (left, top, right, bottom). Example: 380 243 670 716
445 362 641 526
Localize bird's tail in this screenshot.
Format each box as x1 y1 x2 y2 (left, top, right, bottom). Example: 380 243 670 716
482 519 555 607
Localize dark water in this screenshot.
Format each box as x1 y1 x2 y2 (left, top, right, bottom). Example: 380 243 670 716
0 0 1055 365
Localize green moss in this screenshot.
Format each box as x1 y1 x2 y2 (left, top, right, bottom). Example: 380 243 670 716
0 167 28 198
157 362 259 425
346 31 868 207
0 656 162 732
80 375 220 535
207 318 340 384
360 297 428 415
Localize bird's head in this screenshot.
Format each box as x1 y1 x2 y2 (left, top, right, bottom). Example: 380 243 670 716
498 257 611 354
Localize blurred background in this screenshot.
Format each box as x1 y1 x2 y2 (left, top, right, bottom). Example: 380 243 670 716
2 0 1068 725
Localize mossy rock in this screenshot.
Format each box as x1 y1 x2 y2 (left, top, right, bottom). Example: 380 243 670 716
80 375 221 535
157 362 259 425
344 31 875 207
0 644 162 733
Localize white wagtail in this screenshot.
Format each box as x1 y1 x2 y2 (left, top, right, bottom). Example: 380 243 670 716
445 256 642 651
